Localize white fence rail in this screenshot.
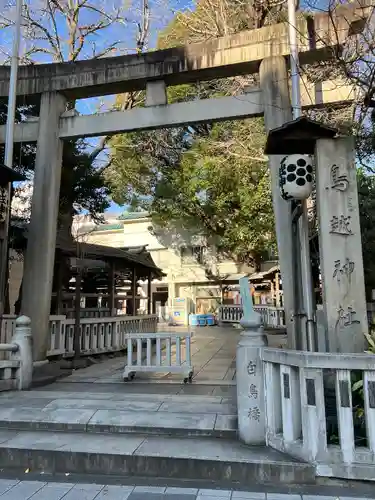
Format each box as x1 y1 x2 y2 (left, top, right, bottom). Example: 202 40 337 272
0 315 16 344
219 304 285 329
123 332 193 383
221 303 375 329
261 348 375 481
0 317 33 392
1 314 158 358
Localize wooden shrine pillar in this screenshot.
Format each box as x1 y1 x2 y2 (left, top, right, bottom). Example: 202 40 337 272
109 262 116 316
54 250 64 315
147 271 152 314
131 267 137 316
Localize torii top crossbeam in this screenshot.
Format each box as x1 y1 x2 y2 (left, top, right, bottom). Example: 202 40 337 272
0 0 371 100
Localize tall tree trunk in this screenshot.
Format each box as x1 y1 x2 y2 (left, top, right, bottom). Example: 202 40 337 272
58 210 74 241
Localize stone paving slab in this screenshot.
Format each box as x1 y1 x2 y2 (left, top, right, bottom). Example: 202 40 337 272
86 409 221 436
0 404 237 438
0 429 297 462
31 381 237 398
133 435 287 463
3 430 145 454
0 407 95 432
157 401 236 414
0 390 232 404
44 399 164 412
42 398 236 415
0 430 313 485
52 327 240 386
0 480 372 499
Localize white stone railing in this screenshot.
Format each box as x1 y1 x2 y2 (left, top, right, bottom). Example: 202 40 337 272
219 304 243 323
0 316 33 391
0 315 16 344
1 314 158 358
219 304 285 329
49 314 158 357
261 348 375 481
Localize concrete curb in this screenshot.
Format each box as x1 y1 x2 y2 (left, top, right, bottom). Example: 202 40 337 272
0 446 315 487
0 417 238 439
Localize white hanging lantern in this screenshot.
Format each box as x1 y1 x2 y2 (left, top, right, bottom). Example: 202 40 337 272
279 154 313 201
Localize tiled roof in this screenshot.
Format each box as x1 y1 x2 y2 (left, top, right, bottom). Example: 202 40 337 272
117 211 149 221
93 223 123 232
249 265 279 281
56 232 163 277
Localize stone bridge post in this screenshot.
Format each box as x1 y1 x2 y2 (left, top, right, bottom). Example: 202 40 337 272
22 92 66 361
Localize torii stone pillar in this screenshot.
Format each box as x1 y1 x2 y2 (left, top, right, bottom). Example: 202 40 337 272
259 56 298 348
22 92 66 361
315 137 367 353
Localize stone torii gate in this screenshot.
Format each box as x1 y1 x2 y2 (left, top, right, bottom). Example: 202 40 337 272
0 1 371 361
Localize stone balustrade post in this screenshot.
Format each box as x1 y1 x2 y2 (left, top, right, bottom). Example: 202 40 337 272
11 316 33 390
237 278 268 445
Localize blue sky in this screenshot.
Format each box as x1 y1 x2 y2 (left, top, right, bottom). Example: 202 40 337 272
1 0 191 214
2 0 333 215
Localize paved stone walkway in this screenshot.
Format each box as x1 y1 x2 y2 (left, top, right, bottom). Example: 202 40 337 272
54 325 286 387
59 326 239 385
0 481 372 499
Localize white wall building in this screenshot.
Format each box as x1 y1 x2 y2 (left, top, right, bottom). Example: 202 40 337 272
73 212 255 316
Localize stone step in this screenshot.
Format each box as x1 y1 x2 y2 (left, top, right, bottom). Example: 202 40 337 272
49 380 236 398
0 404 237 439
0 389 236 407
0 429 315 486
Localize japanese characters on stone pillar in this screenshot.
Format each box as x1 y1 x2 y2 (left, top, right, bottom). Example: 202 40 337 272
315 137 367 353
236 277 267 445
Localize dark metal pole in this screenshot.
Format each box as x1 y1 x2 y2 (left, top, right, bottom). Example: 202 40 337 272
0 0 23 317
147 271 152 314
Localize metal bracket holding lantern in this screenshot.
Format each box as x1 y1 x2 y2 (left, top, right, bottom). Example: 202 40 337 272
264 116 338 205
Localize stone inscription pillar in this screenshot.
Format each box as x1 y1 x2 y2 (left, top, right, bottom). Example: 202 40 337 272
237 277 267 445
22 92 66 361
315 137 367 353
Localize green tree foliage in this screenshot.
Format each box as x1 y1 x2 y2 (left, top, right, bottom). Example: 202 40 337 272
108 113 276 265
107 0 283 266
153 119 275 262
0 0 146 235
0 99 109 242
108 0 375 280
0 99 37 176
358 169 375 300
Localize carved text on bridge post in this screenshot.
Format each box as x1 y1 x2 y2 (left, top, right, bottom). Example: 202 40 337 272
248 406 261 422
247 361 256 376
249 384 258 399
